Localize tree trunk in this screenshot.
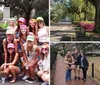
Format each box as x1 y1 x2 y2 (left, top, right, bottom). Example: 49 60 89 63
84 11 87 21
25 10 31 25
78 14 81 21
94 4 100 32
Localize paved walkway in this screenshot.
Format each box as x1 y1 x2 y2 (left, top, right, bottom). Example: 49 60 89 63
0 77 43 85
0 76 43 85
50 22 76 41
54 56 99 85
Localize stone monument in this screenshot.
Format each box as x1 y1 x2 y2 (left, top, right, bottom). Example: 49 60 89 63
3 7 10 21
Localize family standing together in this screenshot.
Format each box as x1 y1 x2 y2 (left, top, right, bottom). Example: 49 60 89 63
64 49 89 82
0 17 49 85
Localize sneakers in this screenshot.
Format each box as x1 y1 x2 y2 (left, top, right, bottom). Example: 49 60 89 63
84 79 86 82
22 75 29 80
41 82 49 85
25 78 36 84
78 77 80 80
74 76 77 80
74 76 81 80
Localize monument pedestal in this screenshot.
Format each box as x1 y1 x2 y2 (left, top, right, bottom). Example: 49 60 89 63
1 7 10 22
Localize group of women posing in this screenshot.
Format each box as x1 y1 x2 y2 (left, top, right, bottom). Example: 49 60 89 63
64 49 89 82
0 17 49 85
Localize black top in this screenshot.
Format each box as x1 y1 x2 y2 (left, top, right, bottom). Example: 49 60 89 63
80 56 89 68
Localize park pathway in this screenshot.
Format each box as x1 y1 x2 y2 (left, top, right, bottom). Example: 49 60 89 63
0 78 42 85
54 56 100 85
50 22 76 41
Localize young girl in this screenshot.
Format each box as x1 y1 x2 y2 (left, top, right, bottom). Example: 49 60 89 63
0 43 21 83
80 50 89 82
3 30 18 66
29 19 38 37
6 18 17 33
37 43 50 85
22 35 40 83
36 17 49 45
64 50 75 82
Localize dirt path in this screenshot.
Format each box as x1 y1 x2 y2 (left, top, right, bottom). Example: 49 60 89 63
50 23 76 41
54 56 99 85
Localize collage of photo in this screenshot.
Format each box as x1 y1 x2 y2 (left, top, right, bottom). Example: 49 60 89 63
0 0 100 85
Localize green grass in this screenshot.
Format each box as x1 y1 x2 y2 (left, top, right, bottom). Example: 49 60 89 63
87 57 100 84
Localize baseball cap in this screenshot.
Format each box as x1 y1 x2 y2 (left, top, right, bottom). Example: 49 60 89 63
27 35 34 42
18 17 26 23
7 43 15 48
6 30 14 35
36 17 44 22
20 25 28 30
9 18 16 22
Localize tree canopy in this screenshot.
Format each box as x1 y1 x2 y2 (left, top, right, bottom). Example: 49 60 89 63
51 0 95 23
0 0 49 25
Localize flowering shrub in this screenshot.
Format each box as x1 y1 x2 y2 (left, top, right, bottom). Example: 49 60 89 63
77 22 94 31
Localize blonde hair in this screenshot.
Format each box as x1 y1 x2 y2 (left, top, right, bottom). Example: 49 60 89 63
29 19 36 23
42 43 49 49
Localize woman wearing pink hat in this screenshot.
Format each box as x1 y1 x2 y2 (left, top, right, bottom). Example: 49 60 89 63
0 43 21 83
15 17 26 41
3 30 18 67
18 25 29 53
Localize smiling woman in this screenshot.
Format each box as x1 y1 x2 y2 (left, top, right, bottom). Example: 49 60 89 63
0 0 49 85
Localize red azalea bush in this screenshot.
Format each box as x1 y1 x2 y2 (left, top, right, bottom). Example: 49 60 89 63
77 22 94 31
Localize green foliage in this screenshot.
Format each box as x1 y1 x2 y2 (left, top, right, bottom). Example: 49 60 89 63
0 21 8 29
34 9 49 26
0 10 3 21
51 46 58 54
76 27 81 30
67 0 95 21
51 0 68 22
93 26 100 33
51 0 95 23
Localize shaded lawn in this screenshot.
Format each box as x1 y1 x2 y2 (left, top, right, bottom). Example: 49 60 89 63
87 57 100 84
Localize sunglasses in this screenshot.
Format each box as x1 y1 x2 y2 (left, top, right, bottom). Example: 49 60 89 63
41 48 48 51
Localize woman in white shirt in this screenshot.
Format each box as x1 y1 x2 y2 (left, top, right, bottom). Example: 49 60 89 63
36 17 49 45
6 18 17 33
21 35 40 83
37 43 50 85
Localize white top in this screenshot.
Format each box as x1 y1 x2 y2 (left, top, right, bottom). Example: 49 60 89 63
23 43 37 62
81 57 84 67
38 26 49 42
6 26 17 34
38 54 50 71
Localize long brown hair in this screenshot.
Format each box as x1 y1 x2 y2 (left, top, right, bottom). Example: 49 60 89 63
29 19 37 36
